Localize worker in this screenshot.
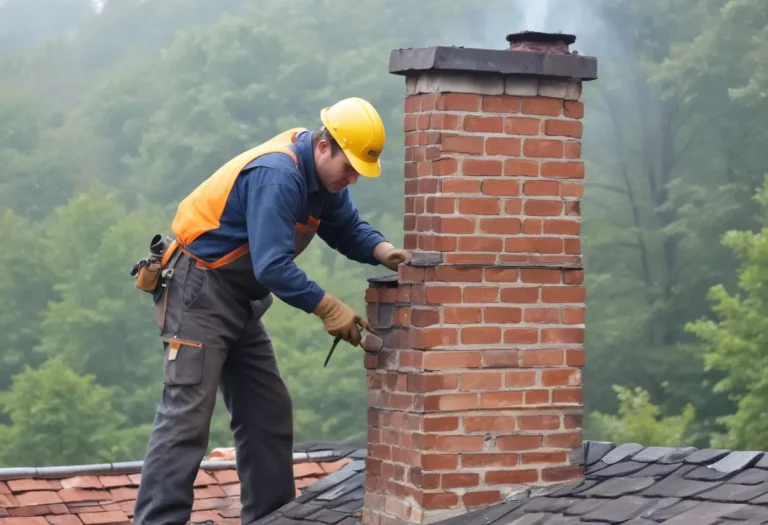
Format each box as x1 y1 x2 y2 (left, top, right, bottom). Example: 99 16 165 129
131 97 411 525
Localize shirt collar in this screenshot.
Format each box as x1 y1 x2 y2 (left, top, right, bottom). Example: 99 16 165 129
293 129 323 195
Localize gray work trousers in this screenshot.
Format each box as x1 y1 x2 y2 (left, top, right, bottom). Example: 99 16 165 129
133 252 295 525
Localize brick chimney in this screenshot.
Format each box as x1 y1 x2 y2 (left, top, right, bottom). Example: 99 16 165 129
361 31 598 524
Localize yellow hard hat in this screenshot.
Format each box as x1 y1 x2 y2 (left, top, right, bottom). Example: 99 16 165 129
320 97 386 178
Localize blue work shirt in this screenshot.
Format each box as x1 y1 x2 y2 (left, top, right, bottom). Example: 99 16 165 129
185 130 388 313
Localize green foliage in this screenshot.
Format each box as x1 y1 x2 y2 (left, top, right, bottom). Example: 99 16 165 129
587 385 696 447
686 176 768 450
0 356 138 466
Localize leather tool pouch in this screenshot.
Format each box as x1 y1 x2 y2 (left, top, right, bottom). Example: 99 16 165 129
135 261 163 292
131 234 177 294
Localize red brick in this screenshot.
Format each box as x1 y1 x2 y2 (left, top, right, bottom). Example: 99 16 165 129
524 139 564 158
565 142 581 158
463 490 502 508
486 137 522 156
480 218 522 234
524 180 559 196
519 415 562 430
561 182 583 197
441 178 479 193
463 159 502 176
553 388 583 404
541 161 584 179
423 286 461 306
461 327 502 344
564 101 584 118
563 307 585 324
483 269 520 282
480 391 524 408
522 349 564 366
505 237 562 254
444 307 482 324
463 416 516 433
457 236 503 252
524 199 563 216
423 416 460 432
521 269 560 283
459 197 500 215
412 307 440 327
504 159 539 176
521 97 562 116
541 286 585 303
505 198 523 215
446 253 497 265
422 351 482 370
481 180 519 196
484 306 522 324
566 348 586 366
439 217 476 234
563 270 584 284
523 219 542 234
499 287 539 303
482 349 520 368
435 93 481 111
462 454 518 468
421 454 459 470
443 135 483 155
441 473 479 488
420 491 459 510
505 370 537 387
424 393 479 412
503 328 539 344
430 113 461 130
433 157 458 176
543 369 582 386
0 519 48 525
545 119 583 138
425 435 485 452
543 219 580 235
565 414 582 429
435 267 483 282
504 117 540 135
544 431 582 448
464 286 499 303
525 389 550 404
482 96 521 113
524 307 560 324
460 371 503 390
496 435 543 451
464 116 503 133
522 451 568 464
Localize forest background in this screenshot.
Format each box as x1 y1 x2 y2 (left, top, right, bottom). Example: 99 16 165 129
1 0 768 466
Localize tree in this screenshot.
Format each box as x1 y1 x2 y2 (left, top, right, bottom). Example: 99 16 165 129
686 177 768 450
587 385 695 447
0 357 136 466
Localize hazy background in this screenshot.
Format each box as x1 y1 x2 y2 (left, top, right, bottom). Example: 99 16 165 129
1 0 767 466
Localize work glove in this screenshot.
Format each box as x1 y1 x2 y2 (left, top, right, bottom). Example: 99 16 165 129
313 293 367 346
381 248 412 271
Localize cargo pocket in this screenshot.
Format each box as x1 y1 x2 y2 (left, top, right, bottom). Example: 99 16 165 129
162 337 204 386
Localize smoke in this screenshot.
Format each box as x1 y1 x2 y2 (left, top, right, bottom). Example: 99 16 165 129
521 0 552 32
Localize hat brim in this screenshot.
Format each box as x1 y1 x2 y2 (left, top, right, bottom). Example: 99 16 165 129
345 150 381 178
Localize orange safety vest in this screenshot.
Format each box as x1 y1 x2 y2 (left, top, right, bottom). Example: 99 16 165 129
161 127 320 269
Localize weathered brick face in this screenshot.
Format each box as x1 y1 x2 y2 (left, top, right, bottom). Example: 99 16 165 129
363 34 597 525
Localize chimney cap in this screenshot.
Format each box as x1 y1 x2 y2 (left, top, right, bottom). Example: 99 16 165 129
506 31 577 53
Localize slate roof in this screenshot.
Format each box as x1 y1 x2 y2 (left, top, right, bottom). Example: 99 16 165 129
0 441 360 525
255 440 768 525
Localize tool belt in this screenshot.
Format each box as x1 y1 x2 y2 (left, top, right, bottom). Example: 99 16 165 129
130 234 181 294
